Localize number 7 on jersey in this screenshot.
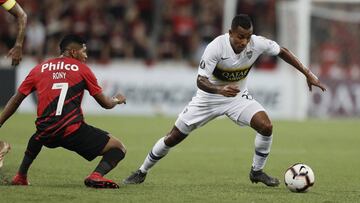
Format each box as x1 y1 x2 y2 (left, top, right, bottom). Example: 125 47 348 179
52 83 68 116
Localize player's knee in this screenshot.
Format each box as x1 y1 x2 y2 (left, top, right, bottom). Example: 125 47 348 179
120 144 127 155
108 135 127 155
164 134 176 147
113 139 127 155
259 122 273 136
164 127 187 147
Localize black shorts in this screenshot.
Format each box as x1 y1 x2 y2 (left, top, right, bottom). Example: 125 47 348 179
43 123 110 161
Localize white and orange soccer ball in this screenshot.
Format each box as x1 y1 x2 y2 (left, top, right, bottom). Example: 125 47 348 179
284 163 315 192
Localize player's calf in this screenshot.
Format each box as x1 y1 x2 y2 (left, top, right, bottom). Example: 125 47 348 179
94 147 126 176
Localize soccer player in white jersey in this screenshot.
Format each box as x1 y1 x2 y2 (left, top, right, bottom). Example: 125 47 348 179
123 14 326 187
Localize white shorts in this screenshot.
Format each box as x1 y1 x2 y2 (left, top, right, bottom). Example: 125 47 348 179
175 89 266 134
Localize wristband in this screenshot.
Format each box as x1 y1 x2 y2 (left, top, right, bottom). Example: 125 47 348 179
2 0 16 11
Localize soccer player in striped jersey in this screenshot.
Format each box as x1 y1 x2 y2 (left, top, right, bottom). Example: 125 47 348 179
123 14 326 187
0 0 27 169
0 35 127 189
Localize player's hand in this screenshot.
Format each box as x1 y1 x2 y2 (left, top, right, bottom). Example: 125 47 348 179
306 72 326 92
112 93 126 104
7 45 23 66
219 84 240 97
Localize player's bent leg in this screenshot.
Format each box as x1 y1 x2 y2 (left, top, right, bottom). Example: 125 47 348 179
12 134 43 186
164 126 188 147
100 135 127 155
248 111 279 187
85 135 125 189
96 135 126 176
250 111 273 137
93 147 125 176
123 125 189 185
0 141 11 169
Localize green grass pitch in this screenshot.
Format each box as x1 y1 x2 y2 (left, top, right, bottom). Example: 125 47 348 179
0 113 359 202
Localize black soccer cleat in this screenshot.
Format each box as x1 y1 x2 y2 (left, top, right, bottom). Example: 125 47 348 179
249 167 280 187
123 170 147 184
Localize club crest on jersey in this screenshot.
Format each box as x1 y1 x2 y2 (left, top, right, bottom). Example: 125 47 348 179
246 51 253 59
200 60 205 69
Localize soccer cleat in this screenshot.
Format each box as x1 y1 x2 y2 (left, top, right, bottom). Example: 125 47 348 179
0 141 11 168
249 167 280 187
123 170 147 184
84 172 119 189
11 173 29 185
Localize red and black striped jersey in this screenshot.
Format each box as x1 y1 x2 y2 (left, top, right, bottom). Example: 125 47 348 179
18 57 102 142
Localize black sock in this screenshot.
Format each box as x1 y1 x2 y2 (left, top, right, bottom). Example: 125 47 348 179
94 148 125 176
18 154 34 175
18 135 43 176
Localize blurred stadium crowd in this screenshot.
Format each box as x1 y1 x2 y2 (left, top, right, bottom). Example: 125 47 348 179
0 0 359 79
0 0 276 67
310 2 360 80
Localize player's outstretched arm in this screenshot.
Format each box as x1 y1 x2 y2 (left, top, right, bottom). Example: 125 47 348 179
278 47 326 92
0 92 27 128
197 75 240 97
93 92 126 109
7 2 27 66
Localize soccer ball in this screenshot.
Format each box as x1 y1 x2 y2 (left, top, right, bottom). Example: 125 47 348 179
284 163 315 192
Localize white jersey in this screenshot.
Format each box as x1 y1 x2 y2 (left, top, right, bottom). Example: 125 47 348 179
198 33 280 90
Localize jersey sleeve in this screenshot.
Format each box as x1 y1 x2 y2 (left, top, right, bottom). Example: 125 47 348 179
82 66 102 96
18 68 36 95
198 39 220 78
256 36 281 56
1 0 16 11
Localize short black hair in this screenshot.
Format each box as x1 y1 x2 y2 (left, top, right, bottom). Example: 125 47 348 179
59 34 86 53
231 14 252 30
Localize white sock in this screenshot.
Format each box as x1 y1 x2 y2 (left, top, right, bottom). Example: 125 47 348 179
252 133 273 171
139 137 170 173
